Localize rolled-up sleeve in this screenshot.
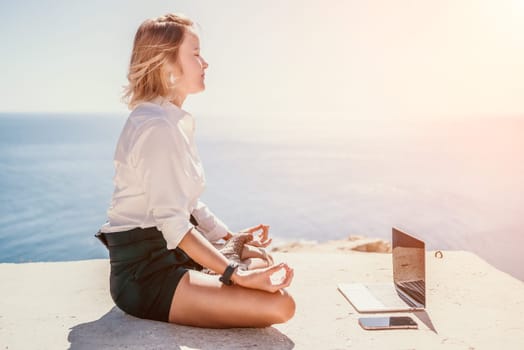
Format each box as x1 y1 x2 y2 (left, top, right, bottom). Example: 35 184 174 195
191 200 230 242
135 119 194 249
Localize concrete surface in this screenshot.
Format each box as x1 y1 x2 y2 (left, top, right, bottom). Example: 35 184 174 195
1 251 523 349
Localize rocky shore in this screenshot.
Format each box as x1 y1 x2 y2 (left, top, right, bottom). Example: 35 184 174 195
271 235 392 254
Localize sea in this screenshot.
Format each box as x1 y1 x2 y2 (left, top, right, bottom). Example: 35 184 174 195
1 113 523 281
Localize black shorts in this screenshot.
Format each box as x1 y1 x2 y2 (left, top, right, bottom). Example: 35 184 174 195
98 226 202 322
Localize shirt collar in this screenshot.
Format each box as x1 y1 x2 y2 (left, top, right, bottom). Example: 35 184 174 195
150 96 192 117
149 96 196 136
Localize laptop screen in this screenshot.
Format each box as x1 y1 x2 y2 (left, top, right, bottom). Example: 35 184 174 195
392 227 426 307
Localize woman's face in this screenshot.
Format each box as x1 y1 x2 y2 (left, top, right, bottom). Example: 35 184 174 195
169 30 208 96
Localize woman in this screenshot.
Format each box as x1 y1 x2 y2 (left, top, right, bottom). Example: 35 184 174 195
97 13 295 328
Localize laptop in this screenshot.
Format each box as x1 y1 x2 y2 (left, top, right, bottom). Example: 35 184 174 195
337 227 426 313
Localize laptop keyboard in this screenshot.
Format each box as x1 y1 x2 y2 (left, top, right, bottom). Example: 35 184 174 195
396 280 425 305
338 283 420 311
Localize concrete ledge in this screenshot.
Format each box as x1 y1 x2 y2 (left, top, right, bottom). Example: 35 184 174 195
1 251 523 349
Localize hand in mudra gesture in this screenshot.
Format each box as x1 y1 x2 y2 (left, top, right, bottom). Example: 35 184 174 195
239 224 274 267
240 224 272 248
233 262 294 293
221 224 274 269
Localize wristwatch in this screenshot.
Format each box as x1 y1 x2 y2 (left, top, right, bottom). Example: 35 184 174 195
219 262 239 286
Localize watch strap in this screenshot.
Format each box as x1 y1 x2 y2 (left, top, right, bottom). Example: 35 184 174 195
219 262 239 286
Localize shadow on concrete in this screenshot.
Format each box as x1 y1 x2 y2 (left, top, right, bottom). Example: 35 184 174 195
68 306 295 350
413 310 438 334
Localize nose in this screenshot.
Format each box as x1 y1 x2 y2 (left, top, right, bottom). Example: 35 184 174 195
201 56 209 70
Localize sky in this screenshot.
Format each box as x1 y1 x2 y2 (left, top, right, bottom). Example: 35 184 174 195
1 0 523 122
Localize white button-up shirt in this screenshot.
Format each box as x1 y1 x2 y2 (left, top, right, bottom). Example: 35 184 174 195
100 97 229 249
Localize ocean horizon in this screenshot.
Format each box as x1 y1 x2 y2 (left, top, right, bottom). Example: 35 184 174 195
0 112 523 281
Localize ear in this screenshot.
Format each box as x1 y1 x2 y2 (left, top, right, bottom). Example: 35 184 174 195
163 60 181 79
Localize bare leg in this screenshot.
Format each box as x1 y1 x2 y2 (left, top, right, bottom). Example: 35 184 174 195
169 270 295 328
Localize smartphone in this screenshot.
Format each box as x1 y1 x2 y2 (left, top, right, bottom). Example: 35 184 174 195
358 316 418 330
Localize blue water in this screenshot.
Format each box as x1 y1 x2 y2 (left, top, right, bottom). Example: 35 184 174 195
1 113 523 281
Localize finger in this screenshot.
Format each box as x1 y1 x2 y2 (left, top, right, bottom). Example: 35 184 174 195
280 268 293 287
262 225 269 240
271 267 294 291
241 224 264 233
283 266 294 285
248 232 271 247
245 238 271 248
267 262 287 273
244 239 261 247
244 224 268 237
258 224 269 241
255 234 271 244
284 268 294 287
258 237 272 248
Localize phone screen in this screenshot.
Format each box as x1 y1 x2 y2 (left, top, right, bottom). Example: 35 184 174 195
358 316 418 330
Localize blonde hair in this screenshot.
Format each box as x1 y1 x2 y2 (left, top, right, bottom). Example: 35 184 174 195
123 13 196 109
